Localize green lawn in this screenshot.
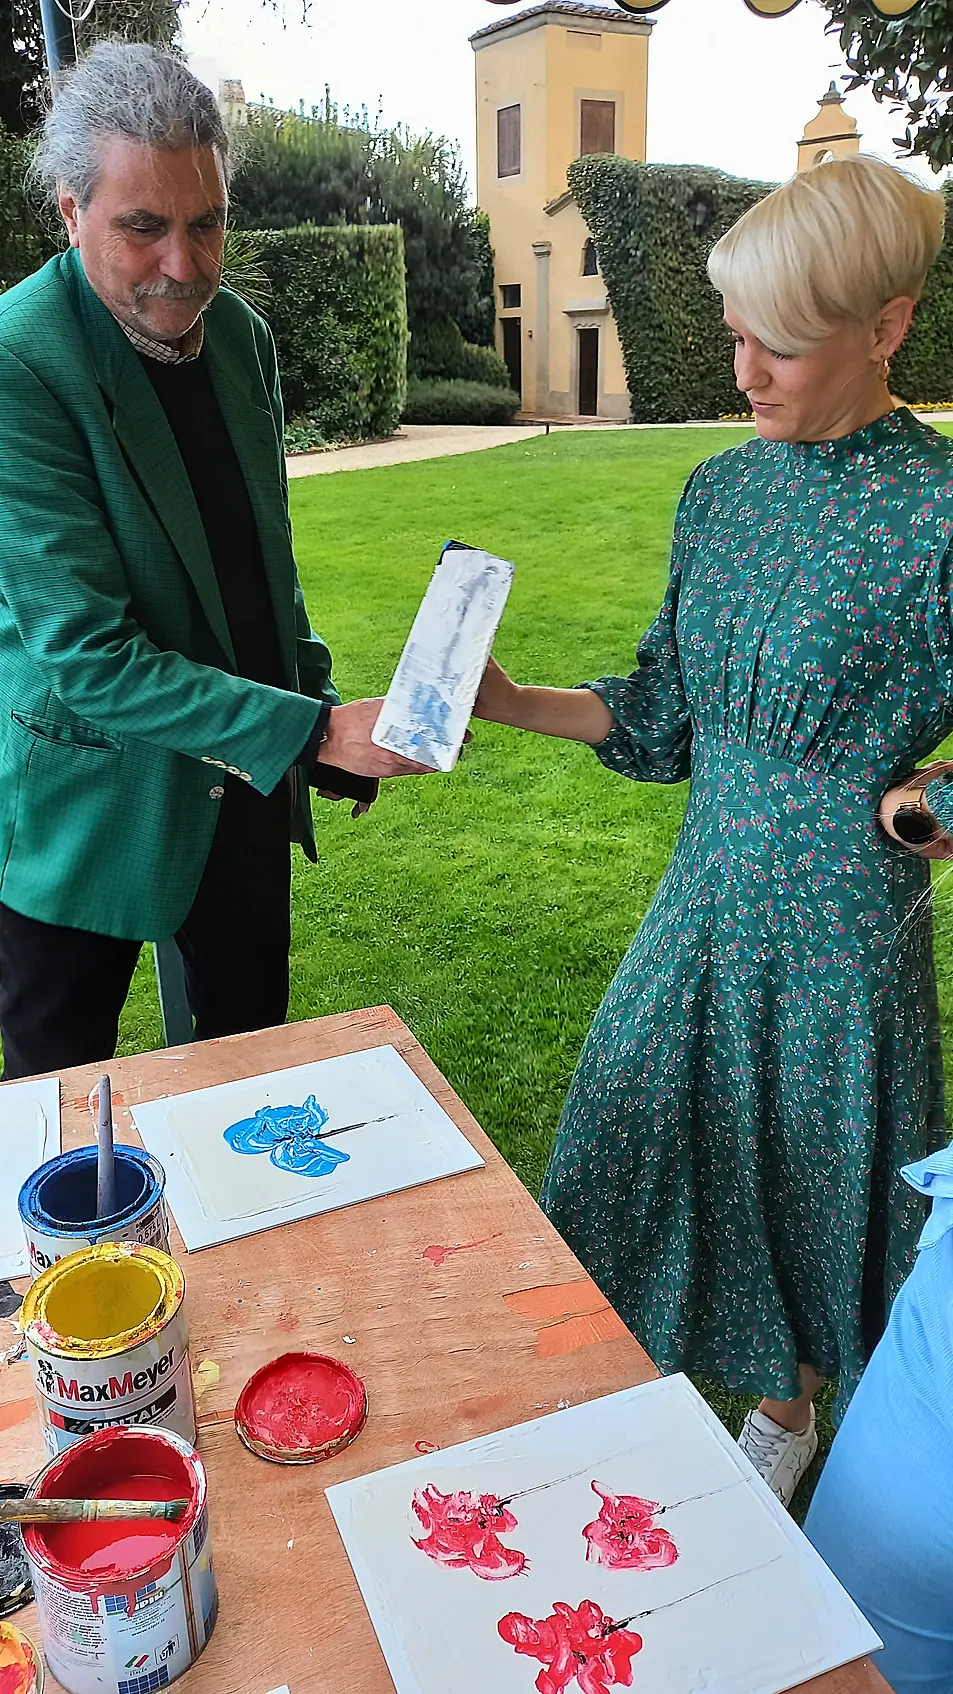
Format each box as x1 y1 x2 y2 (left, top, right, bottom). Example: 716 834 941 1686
116 422 953 1511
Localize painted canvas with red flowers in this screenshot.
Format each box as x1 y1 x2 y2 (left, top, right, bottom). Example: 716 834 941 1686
327 1374 880 1694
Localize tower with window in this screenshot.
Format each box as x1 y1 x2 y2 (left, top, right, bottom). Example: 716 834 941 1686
471 2 653 420
796 83 861 174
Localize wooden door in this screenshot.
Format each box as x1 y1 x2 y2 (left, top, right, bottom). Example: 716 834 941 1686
578 326 599 416
502 317 522 402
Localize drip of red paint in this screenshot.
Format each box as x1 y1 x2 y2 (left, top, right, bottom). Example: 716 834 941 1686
24 1428 197 1619
422 1234 499 1268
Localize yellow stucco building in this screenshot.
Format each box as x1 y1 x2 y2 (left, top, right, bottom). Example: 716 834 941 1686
796 83 861 173
470 2 653 420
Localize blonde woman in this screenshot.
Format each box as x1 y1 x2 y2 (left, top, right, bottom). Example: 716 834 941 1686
475 156 953 1506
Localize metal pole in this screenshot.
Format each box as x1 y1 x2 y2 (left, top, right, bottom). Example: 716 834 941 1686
38 0 77 85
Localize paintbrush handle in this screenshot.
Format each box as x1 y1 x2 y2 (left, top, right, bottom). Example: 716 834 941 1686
0 1499 189 1524
96 1071 116 1220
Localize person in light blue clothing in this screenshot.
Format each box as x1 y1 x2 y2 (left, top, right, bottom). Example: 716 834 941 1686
805 1141 953 1693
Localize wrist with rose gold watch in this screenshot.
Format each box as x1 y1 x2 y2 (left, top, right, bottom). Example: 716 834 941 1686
880 760 953 857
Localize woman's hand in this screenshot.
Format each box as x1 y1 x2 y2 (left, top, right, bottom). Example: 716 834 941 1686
879 765 953 860
472 655 520 724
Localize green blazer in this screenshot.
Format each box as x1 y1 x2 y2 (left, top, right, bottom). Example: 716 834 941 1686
0 248 339 940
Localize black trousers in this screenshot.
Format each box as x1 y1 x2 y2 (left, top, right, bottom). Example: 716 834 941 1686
0 780 292 1080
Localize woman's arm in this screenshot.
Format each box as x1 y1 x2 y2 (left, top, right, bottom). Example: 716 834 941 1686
472 656 613 745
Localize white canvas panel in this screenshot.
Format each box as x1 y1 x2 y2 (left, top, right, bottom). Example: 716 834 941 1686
327 1374 880 1694
0 1077 61 1279
131 1046 484 1252
372 544 515 772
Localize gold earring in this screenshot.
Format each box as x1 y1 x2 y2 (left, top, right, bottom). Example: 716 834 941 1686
881 358 892 382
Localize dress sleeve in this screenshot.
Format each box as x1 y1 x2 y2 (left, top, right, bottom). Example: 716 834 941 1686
580 468 705 784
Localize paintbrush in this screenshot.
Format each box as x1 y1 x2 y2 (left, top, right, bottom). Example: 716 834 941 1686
96 1072 116 1219
0 1499 189 1525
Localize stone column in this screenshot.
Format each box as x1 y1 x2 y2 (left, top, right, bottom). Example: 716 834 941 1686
532 240 552 416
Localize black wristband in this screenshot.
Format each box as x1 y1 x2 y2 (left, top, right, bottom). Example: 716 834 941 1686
298 702 333 772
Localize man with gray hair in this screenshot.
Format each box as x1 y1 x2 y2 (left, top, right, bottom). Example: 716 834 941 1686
0 42 423 1078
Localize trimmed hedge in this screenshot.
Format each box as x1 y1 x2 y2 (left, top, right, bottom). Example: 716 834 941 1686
402 378 520 426
254 224 408 440
408 315 511 388
892 190 953 406
569 155 953 420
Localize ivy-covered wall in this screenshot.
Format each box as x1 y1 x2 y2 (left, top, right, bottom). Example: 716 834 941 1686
254 224 408 440
568 154 953 421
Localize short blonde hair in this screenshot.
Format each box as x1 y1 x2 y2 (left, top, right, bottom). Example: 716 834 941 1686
707 154 945 355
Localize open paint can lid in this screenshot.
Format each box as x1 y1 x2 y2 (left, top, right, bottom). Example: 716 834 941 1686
235 1352 367 1465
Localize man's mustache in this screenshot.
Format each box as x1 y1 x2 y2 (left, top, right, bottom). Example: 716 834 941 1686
132 279 214 302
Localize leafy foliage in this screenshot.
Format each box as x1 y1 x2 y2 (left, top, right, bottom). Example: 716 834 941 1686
402 377 520 426
231 105 495 359
254 223 407 440
570 154 953 421
408 315 510 387
821 0 953 173
0 122 57 288
0 0 46 133
221 227 272 313
74 0 180 56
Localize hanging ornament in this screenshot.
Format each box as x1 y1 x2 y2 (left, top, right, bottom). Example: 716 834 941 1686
743 0 804 13
491 0 923 14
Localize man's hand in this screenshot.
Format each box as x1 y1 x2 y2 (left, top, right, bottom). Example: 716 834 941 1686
320 699 433 778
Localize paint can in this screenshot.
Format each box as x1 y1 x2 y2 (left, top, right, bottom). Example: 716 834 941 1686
19 1147 170 1281
235 1351 367 1464
22 1244 195 1458
23 1425 216 1694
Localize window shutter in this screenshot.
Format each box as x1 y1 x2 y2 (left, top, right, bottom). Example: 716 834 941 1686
497 105 521 178
580 99 616 155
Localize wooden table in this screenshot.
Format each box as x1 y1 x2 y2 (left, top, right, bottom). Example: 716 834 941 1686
0 1008 888 1694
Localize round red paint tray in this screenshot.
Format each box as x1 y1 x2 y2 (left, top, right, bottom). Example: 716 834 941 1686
235 1352 367 1465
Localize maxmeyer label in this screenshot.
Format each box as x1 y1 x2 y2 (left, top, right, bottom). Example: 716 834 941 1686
28 1301 195 1458
49 1384 180 1438
36 1349 175 1406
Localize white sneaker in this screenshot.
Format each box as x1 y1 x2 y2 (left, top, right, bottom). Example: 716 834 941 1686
737 1406 818 1508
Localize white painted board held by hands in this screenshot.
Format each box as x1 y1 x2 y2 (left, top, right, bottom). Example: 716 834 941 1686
0 1077 60 1279
371 541 515 772
130 1045 484 1252
327 1374 881 1694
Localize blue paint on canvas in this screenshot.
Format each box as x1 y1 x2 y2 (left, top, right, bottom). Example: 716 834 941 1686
223 1094 350 1178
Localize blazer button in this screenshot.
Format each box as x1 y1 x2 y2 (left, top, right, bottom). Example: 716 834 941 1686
209 785 225 799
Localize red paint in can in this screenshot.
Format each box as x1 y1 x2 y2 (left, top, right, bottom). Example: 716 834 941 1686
24 1427 217 1694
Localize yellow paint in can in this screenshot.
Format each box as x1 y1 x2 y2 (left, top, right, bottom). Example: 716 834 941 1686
22 1244 195 1457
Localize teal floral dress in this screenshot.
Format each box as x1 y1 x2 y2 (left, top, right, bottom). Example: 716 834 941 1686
541 409 953 1421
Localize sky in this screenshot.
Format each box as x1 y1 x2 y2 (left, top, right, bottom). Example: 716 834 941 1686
181 0 943 194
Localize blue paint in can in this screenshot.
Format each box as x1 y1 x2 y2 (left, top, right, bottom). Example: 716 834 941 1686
18 1147 170 1280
